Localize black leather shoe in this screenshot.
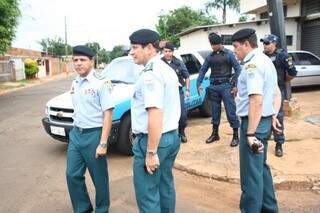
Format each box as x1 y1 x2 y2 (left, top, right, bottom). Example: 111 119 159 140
275 143 283 157
180 134 187 143
205 133 220 143
230 135 239 147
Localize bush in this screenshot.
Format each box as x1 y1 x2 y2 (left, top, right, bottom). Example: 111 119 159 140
24 58 39 78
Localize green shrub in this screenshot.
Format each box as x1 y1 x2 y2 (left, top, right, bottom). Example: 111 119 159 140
24 58 39 78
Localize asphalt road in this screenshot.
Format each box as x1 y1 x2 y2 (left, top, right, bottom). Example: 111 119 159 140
0 76 319 213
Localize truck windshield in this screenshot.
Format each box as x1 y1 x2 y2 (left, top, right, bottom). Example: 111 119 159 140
101 57 143 84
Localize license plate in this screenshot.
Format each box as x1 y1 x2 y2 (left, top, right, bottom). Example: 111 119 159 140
50 126 66 136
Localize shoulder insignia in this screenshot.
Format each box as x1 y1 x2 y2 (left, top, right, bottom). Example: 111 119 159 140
143 62 153 72
286 56 294 68
245 64 257 70
103 79 113 91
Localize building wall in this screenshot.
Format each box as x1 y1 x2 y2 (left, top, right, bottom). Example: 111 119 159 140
179 19 298 51
241 0 266 14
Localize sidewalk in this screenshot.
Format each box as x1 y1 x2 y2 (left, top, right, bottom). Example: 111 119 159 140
175 89 320 192
0 72 75 95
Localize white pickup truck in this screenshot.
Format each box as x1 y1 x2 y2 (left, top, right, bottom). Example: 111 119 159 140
42 50 213 155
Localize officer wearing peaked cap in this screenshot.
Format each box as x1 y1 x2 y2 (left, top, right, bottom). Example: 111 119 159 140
66 45 114 213
260 34 297 157
129 29 181 213
231 28 281 213
197 32 241 147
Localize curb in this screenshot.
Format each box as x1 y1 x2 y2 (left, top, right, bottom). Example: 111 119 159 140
174 162 320 193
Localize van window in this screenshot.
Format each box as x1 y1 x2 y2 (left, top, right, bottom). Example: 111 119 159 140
180 54 202 75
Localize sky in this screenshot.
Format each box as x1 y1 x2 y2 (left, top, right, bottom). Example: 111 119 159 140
12 0 239 51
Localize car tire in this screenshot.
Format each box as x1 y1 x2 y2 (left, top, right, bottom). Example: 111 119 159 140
199 95 212 117
117 114 134 156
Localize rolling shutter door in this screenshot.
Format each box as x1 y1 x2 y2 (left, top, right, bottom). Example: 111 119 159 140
301 18 320 57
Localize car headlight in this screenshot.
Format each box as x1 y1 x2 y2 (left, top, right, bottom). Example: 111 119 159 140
45 106 49 117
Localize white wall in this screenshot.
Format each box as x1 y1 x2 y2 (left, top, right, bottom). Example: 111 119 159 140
241 0 266 14
179 19 298 51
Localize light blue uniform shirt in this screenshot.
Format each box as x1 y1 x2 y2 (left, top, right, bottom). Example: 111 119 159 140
71 70 114 128
236 48 277 117
131 56 181 134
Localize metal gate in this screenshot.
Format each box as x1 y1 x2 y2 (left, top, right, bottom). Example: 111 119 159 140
301 18 320 57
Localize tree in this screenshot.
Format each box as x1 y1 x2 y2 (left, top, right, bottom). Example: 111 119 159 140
238 14 248 22
109 45 129 61
205 0 240 24
156 6 217 46
98 48 111 64
39 37 72 57
0 0 20 54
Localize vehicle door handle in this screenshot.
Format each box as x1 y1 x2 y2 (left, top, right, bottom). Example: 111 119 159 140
300 67 306 69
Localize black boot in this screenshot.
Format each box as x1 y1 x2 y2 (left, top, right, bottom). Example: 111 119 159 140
179 128 187 143
206 125 220 143
275 143 283 157
230 128 240 147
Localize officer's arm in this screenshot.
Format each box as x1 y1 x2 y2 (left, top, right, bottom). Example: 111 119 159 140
247 94 263 135
246 66 264 135
283 52 297 82
147 107 162 152
179 61 190 91
228 52 242 87
100 109 113 143
273 86 281 116
142 72 164 153
197 57 210 87
99 82 115 144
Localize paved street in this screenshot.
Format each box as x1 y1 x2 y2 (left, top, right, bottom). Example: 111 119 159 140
0 76 319 213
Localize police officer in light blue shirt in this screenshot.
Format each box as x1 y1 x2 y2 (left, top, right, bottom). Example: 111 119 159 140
231 29 280 213
66 45 114 213
129 29 181 213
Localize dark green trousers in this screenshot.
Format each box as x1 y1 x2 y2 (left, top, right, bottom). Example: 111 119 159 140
239 117 278 213
133 130 180 213
66 127 109 213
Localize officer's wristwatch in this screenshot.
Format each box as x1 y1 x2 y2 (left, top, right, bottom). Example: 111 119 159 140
146 149 157 156
99 142 108 149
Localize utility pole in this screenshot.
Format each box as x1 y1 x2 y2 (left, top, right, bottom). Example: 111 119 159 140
64 16 68 59
267 0 286 49
267 0 292 100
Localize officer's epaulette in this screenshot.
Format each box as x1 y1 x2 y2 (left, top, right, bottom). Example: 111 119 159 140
245 64 257 70
143 62 153 72
93 71 105 80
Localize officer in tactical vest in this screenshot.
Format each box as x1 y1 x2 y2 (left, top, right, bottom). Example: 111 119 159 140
161 42 190 143
197 32 242 147
260 34 297 157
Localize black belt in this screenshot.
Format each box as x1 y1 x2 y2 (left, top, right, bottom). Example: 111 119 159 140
74 126 101 133
133 129 177 138
210 79 230 85
240 116 272 120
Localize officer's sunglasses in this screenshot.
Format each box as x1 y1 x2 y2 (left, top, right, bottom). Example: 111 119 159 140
263 41 271 45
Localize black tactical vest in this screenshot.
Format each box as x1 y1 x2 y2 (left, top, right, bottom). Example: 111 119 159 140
209 51 232 79
161 57 185 87
267 49 286 88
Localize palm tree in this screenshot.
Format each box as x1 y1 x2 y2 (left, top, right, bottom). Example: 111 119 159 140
205 0 240 24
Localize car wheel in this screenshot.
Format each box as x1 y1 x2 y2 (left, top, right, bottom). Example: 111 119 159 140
117 114 134 156
198 95 212 117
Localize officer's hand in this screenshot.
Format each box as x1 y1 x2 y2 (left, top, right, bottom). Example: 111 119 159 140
247 136 264 154
231 87 238 98
185 90 190 97
95 143 107 158
197 86 202 96
145 153 160 175
272 115 282 134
